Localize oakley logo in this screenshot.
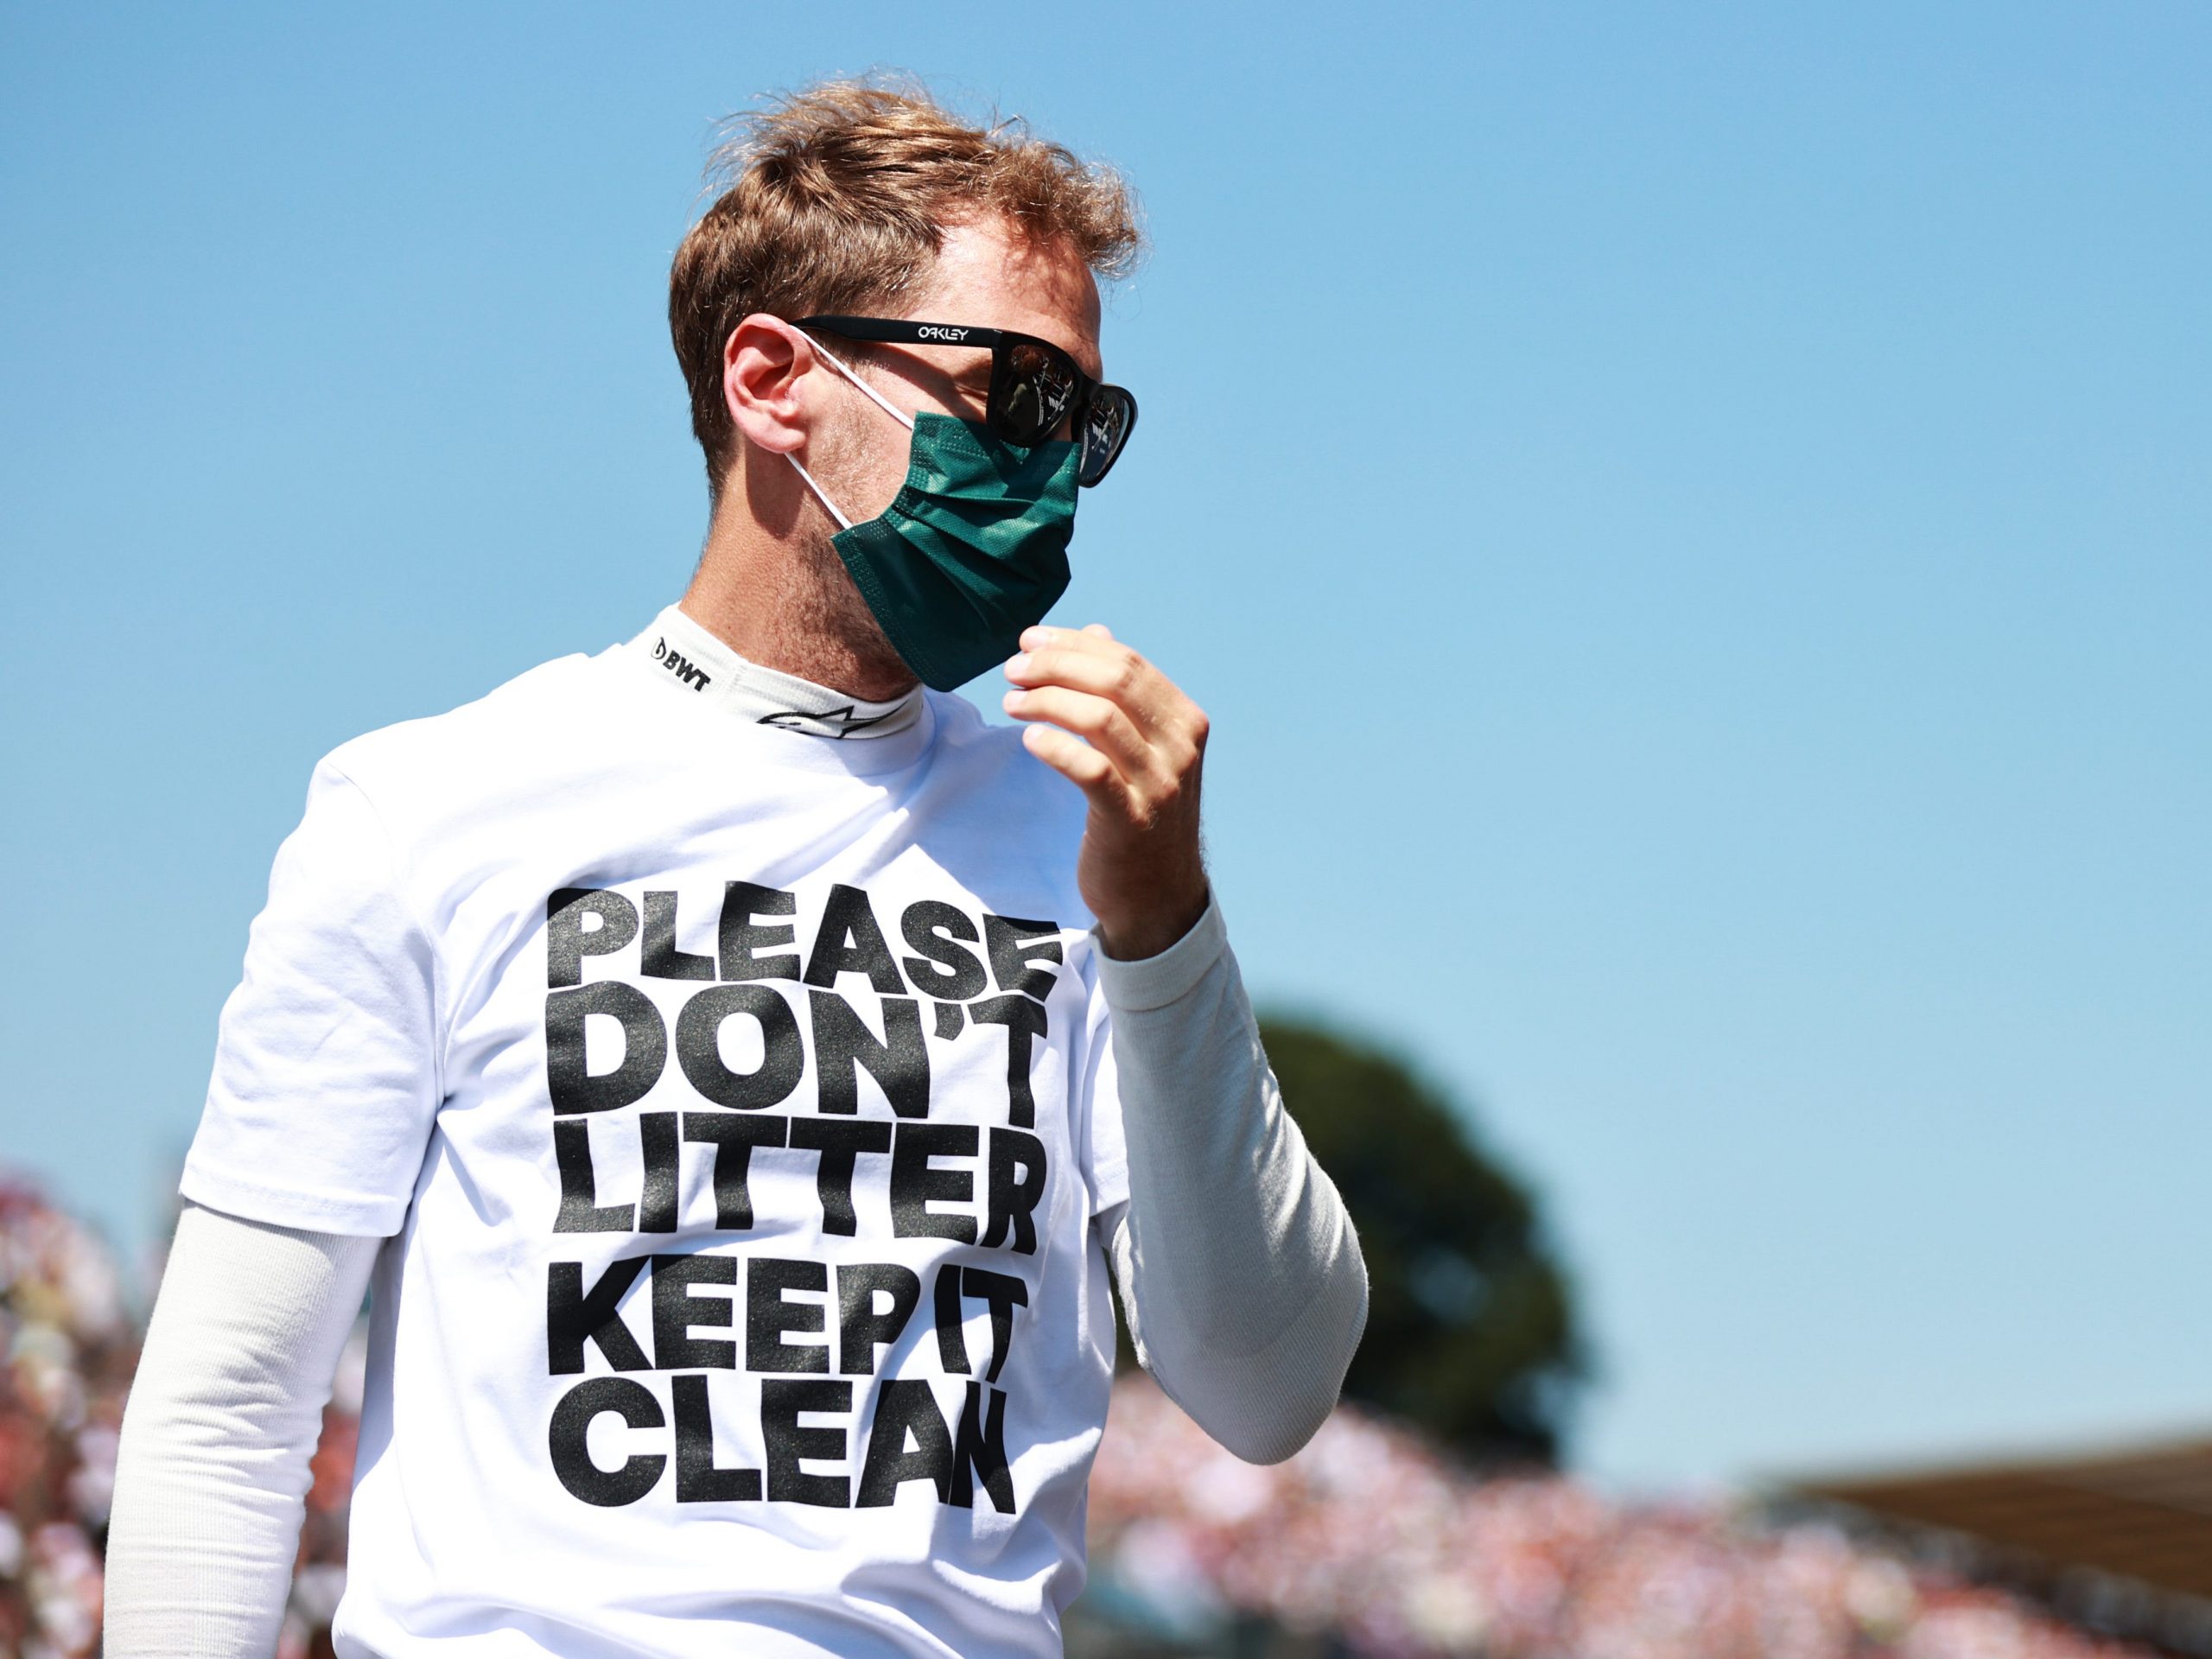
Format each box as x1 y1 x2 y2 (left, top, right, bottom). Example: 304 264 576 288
653 639 711 691
914 325 969 343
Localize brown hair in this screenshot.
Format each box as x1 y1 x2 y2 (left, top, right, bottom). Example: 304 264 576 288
669 79 1144 496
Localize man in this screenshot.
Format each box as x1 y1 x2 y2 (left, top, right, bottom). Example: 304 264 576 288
106 80 1366 1659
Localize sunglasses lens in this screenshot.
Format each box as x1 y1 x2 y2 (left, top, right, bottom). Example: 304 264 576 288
1001 340 1079 443
1078 389 1135 486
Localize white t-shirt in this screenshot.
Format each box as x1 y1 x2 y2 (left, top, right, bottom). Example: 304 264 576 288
181 620 1133 1659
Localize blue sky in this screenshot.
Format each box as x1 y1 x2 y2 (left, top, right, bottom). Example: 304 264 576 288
3 2 2205 1489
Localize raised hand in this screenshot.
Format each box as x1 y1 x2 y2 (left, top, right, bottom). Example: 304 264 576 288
1001 623 1211 961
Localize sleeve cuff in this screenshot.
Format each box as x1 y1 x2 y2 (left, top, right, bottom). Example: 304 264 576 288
180 1157 410 1239
1094 891 1228 1014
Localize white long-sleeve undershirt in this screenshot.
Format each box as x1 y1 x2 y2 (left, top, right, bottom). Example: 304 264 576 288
105 897 1367 1656
105 1205 377 1659
1094 897 1369 1464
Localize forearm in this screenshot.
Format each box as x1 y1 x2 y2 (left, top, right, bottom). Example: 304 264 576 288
106 1201 380 1658
1099 899 1368 1463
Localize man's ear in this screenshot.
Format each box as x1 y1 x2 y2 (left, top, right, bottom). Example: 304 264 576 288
723 314 819 456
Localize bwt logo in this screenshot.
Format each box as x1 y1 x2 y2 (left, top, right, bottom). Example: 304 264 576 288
914 325 969 343
652 638 711 691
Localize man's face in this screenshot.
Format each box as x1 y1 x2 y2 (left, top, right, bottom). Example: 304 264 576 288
806 214 1105 527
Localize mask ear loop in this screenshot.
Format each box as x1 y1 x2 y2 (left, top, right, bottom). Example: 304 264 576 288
783 327 916 533
785 453 853 531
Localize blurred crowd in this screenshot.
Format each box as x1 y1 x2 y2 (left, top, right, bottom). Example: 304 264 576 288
1088 1379 2155 1659
0 1179 128 1658
0 1174 2164 1658
0 1179 356 1659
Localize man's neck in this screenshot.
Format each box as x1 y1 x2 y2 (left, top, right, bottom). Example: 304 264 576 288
626 604 924 740
680 503 919 703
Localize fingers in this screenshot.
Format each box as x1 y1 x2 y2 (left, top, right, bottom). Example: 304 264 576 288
1018 721 1123 804
1020 622 1117 658
1001 683 1154 781
1006 647 1155 718
1006 624 1209 830
1005 625 1206 753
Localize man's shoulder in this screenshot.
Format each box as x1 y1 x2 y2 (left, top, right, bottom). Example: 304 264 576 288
919 692 1092 928
924 691 1086 828
316 645 622 810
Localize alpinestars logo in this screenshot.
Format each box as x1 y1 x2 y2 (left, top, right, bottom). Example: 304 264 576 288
651 637 711 691
758 706 898 738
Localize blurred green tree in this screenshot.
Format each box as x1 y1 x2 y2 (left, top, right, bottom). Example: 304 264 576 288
1257 1016 1586 1465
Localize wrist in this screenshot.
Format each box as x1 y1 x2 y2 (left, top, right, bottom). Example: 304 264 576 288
1095 880 1211 962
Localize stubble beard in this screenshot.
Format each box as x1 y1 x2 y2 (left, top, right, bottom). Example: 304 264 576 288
770 393 919 699
786 507 916 698
700 356 925 702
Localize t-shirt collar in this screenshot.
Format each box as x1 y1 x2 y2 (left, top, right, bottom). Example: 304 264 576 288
624 603 926 741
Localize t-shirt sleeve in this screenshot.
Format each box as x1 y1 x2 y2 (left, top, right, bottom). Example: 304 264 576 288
1075 963 1129 1218
180 760 443 1237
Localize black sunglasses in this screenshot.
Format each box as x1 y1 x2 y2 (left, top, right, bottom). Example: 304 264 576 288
797 315 1138 487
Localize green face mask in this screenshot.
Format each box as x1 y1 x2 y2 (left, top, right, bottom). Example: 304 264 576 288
788 340 1082 692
